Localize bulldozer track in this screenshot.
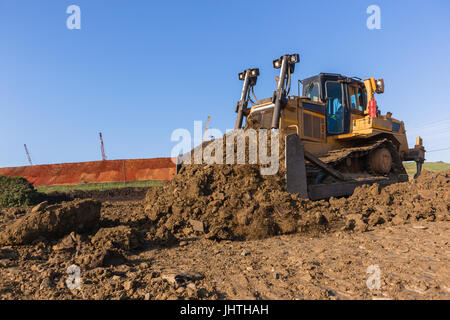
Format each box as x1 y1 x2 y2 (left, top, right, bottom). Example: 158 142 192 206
309 138 407 181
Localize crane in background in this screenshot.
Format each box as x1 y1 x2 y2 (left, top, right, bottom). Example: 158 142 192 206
203 115 211 142
99 132 107 161
24 144 33 166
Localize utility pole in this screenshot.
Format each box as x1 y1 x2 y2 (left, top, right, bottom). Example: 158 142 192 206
99 132 107 161
24 144 33 166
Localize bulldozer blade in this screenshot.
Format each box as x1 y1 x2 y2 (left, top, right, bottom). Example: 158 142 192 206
285 134 308 198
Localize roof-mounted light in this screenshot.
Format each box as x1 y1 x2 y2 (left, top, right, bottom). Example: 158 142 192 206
376 78 384 94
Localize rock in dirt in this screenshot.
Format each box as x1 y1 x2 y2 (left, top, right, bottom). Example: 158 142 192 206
91 225 140 251
88 248 128 269
123 280 135 291
52 232 80 251
31 201 48 213
189 219 204 233
0 199 101 245
161 270 204 286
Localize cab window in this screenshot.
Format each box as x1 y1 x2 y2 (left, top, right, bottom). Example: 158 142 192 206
349 86 358 109
357 88 366 111
325 81 344 134
349 86 365 112
305 82 320 102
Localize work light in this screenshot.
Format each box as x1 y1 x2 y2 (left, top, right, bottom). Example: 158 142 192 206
238 72 245 80
290 54 300 63
250 68 260 77
376 78 384 93
273 59 282 69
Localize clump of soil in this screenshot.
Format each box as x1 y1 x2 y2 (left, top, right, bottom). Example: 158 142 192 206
0 175 39 208
91 226 141 251
0 199 101 245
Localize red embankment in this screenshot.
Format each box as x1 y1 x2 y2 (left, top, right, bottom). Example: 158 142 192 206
0 158 176 186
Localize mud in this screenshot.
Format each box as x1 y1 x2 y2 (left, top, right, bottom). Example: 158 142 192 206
0 169 448 300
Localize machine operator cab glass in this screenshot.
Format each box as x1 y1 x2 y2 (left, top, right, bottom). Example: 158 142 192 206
349 85 366 112
325 81 344 135
305 82 320 102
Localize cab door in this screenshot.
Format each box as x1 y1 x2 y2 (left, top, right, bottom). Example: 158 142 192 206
347 84 366 132
325 81 346 136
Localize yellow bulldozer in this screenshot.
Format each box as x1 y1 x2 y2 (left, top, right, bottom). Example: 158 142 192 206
234 53 425 200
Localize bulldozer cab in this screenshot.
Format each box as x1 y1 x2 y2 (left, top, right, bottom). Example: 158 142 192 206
302 73 368 137
244 72 370 140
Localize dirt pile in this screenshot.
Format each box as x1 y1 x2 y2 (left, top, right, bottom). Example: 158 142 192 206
144 164 449 241
144 163 326 241
0 199 101 245
340 170 450 231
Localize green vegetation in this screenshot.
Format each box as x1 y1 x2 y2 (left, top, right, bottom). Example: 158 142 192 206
403 161 450 177
0 175 39 208
36 180 163 194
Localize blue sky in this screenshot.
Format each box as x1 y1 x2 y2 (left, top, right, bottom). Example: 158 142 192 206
1 0 449 167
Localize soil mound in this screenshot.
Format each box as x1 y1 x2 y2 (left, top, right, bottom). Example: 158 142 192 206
0 199 101 245
145 162 449 240
340 169 450 230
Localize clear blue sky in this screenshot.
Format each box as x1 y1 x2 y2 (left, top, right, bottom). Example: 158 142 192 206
1 0 449 167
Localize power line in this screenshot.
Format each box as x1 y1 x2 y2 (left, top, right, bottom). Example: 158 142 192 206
427 147 450 153
408 123 450 134
408 117 450 130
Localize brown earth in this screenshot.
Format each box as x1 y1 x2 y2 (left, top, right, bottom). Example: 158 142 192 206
0 169 448 300
144 164 449 241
